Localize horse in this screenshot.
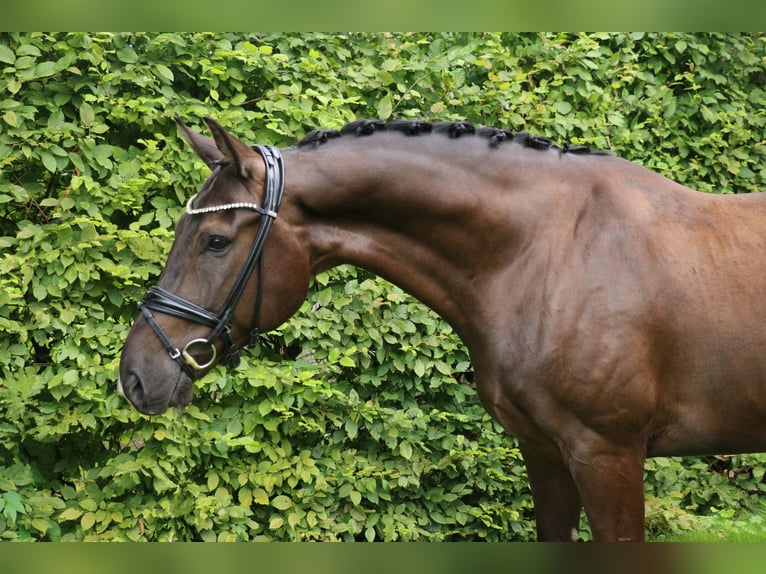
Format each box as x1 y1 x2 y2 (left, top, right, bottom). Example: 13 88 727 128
118 115 766 541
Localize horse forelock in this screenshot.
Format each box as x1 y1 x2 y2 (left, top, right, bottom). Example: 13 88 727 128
294 119 608 155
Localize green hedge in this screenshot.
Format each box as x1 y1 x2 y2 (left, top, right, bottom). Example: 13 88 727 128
1 32 766 541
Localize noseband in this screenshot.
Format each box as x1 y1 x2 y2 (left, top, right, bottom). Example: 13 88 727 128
139 145 284 379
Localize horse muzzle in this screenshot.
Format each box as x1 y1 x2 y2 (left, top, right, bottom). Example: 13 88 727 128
117 368 194 415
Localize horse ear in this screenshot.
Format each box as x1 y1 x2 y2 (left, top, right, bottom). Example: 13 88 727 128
175 115 224 169
203 116 256 180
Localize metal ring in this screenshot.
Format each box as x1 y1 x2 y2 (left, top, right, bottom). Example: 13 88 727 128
181 338 217 371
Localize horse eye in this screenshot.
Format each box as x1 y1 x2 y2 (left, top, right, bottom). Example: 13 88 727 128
207 235 230 252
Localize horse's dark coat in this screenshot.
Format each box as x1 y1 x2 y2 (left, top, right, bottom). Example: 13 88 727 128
119 116 766 541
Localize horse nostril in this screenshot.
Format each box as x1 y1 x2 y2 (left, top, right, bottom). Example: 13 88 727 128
117 369 178 415
117 371 155 414
117 371 142 408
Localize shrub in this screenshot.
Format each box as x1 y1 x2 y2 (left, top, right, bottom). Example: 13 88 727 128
1 32 765 540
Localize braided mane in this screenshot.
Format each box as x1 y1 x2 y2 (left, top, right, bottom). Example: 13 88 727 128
296 119 607 155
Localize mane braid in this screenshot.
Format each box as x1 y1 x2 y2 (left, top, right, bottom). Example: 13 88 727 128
294 118 606 155
341 119 388 135
433 121 475 138
388 119 432 136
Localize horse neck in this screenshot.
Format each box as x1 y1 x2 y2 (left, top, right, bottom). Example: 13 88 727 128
282 135 563 341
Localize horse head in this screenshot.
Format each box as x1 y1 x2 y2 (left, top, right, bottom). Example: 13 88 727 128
118 117 311 414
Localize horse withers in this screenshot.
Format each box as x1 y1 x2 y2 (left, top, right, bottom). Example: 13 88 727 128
119 116 766 541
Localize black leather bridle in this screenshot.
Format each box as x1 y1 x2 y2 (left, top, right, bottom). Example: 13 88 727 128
139 144 284 379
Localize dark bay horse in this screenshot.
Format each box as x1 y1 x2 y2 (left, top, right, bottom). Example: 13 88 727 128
118 116 766 541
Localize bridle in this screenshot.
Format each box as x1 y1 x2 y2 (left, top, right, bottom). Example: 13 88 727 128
138 144 284 379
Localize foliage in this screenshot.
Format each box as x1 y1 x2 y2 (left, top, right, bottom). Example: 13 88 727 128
1 32 765 541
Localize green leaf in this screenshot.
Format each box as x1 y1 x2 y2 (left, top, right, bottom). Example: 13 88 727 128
33 61 56 78
32 282 47 300
663 98 677 121
376 93 393 120
271 495 292 510
700 105 717 124
238 487 253 506
3 110 17 128
81 512 96 531
80 102 95 127
269 517 284 530
287 512 301 529
17 223 42 239
41 151 57 173
0 44 15 64
16 43 41 57
184 405 210 420
155 64 174 83
338 483 353 499
1 492 25 522
58 507 83 521
345 418 358 439
32 518 51 533
117 47 138 64
252 488 269 505
93 144 113 168
553 101 572 115
62 369 79 385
